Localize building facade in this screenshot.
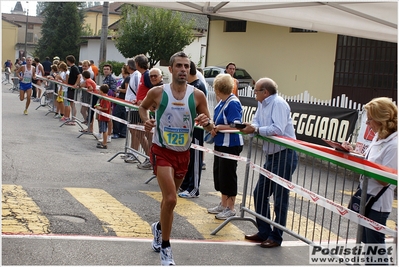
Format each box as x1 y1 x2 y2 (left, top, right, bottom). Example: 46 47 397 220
205 18 397 104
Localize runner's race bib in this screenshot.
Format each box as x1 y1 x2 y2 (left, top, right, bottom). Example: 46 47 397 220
22 76 31 83
163 127 189 146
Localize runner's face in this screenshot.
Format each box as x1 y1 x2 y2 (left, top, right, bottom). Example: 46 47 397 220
26 58 32 66
169 57 190 85
82 63 89 70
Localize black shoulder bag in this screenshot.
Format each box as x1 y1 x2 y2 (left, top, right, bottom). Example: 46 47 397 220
348 185 389 216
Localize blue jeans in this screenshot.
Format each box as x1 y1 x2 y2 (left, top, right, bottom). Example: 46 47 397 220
253 149 298 244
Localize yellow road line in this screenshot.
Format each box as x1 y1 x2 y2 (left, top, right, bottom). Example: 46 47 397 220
65 187 151 237
209 191 341 241
141 191 245 241
2 184 50 234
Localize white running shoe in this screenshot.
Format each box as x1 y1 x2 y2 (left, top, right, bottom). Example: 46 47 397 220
207 203 225 214
137 159 152 170
215 207 236 220
160 246 175 266
178 190 199 198
151 222 162 252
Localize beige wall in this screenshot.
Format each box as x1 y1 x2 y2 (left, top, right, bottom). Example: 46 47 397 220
2 21 19 69
15 22 42 45
207 21 337 100
84 12 121 35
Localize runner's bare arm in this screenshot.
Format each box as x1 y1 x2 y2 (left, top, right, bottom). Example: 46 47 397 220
16 66 24 80
194 89 213 131
139 86 163 132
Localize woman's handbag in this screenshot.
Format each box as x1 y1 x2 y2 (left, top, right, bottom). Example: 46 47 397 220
204 95 237 144
348 185 389 216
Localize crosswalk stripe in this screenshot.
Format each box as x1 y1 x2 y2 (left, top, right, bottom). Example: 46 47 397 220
141 191 245 241
2 184 50 234
65 187 151 237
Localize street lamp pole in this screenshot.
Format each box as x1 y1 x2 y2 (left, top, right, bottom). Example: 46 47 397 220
24 5 29 57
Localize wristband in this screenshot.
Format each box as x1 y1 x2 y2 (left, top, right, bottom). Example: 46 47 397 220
204 119 211 128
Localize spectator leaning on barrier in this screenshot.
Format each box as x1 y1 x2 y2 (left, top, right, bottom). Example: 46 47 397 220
206 73 243 219
111 64 130 139
342 97 397 245
80 70 97 134
4 59 12 70
32 57 45 101
14 59 21 76
65 55 81 126
139 51 213 266
42 57 52 76
240 77 298 248
55 62 70 123
90 60 99 82
102 64 117 143
96 84 111 149
179 60 208 199
134 54 154 170
16 56 36 115
79 60 95 125
47 64 64 118
123 58 142 164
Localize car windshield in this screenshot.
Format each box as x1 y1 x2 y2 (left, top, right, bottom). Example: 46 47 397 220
234 69 252 79
204 68 221 78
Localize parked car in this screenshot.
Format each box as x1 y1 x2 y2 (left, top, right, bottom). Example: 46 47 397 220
203 66 255 89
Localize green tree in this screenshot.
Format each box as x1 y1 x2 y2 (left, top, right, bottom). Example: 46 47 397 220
115 5 195 68
36 2 46 16
34 2 86 61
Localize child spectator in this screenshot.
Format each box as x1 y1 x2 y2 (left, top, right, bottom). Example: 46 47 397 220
55 62 70 123
47 64 64 118
81 70 97 133
96 84 111 149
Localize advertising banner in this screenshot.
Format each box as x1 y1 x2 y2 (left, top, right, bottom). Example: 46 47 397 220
239 96 359 146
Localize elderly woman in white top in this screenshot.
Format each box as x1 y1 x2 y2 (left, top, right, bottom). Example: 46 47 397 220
344 97 397 244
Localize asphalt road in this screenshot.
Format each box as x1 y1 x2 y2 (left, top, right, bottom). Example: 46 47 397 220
1 83 312 266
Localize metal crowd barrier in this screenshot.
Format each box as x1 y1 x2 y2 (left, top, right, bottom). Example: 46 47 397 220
34 75 397 249
35 75 153 178
207 134 397 248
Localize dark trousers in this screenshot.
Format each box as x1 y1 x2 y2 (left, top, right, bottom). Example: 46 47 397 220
254 149 298 244
363 209 390 244
89 95 99 123
112 104 127 137
213 145 243 196
180 128 204 196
